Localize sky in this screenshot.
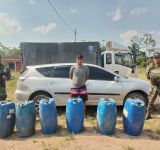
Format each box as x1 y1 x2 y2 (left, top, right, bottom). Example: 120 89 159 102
0 0 160 48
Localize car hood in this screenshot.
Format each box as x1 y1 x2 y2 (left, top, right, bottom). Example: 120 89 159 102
124 77 149 84
120 77 149 92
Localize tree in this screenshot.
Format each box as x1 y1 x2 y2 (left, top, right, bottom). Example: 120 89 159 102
100 39 106 52
128 43 140 63
140 34 156 56
0 42 20 57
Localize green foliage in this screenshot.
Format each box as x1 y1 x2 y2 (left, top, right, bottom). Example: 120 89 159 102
100 39 107 52
0 43 20 57
129 34 158 57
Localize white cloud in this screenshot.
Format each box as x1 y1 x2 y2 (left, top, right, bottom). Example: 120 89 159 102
70 8 78 13
130 7 147 16
107 8 122 21
0 12 21 35
33 23 57 34
119 30 140 43
149 30 155 34
29 0 35 4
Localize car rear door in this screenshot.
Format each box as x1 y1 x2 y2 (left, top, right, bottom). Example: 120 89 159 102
47 65 72 104
86 66 123 105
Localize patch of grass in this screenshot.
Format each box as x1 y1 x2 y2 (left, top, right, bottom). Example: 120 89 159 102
6 72 20 105
33 140 38 143
41 142 48 150
144 120 155 130
122 145 134 150
147 133 159 140
65 133 74 141
54 124 63 136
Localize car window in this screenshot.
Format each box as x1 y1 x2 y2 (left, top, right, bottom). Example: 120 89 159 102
88 66 115 81
53 67 71 78
106 53 112 64
36 67 54 77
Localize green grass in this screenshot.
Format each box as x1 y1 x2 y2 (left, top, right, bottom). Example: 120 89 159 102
65 133 74 141
33 140 38 143
137 68 148 81
6 72 20 105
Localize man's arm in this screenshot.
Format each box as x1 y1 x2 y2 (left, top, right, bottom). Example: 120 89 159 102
86 75 89 81
70 74 73 80
69 66 74 80
86 67 89 81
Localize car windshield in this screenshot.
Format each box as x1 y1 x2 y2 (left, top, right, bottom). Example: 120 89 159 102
115 53 134 68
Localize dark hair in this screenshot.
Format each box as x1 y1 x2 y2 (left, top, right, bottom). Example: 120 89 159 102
76 54 83 59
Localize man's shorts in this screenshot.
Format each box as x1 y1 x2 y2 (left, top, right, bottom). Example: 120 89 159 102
70 85 88 102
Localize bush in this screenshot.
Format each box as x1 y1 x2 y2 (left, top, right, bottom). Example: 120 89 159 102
141 62 147 68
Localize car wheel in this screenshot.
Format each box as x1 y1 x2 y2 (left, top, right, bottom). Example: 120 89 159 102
124 92 148 107
32 94 50 114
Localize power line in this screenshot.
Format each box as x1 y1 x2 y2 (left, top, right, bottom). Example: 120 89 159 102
47 0 75 33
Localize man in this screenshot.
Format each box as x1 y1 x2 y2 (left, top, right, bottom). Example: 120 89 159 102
146 53 160 119
69 55 89 117
0 55 8 101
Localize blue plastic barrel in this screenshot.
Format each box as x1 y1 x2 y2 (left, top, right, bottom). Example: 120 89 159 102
0 100 15 138
16 101 36 137
123 98 146 136
66 98 84 134
39 98 57 134
97 97 117 135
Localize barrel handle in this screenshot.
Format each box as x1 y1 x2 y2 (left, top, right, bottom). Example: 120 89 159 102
136 102 142 106
0 102 6 106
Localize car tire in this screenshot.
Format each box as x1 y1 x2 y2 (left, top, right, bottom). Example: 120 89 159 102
124 92 148 107
32 94 50 114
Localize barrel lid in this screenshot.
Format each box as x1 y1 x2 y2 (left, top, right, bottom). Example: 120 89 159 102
68 98 82 104
102 97 115 105
0 100 13 106
127 98 145 107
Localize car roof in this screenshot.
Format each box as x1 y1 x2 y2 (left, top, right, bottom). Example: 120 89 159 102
27 63 99 68
27 63 120 77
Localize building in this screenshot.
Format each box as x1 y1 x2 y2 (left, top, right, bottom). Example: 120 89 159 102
1 54 21 72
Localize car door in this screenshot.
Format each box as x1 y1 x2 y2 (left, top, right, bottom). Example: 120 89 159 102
47 65 72 104
86 66 123 105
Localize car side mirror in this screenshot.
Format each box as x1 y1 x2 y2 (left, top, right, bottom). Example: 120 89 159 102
114 76 120 82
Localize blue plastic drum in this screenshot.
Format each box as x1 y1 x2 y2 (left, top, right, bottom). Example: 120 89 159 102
97 97 117 135
40 98 57 134
0 100 15 138
123 98 146 136
16 101 36 137
66 98 84 134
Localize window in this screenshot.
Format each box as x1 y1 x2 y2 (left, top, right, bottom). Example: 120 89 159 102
54 67 71 78
115 53 134 68
9 63 15 69
101 54 104 67
106 53 112 64
88 66 115 81
36 67 54 77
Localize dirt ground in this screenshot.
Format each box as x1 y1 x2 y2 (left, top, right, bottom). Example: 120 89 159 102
0 106 160 150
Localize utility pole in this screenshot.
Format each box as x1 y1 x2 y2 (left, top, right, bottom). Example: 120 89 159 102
74 29 76 42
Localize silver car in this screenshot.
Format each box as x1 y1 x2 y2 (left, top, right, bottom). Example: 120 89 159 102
15 63 149 113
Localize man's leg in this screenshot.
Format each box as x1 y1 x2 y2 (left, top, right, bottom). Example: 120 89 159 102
79 87 88 118
0 87 7 101
146 86 158 120
83 101 86 117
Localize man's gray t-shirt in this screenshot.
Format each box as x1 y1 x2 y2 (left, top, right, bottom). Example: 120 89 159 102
69 65 89 88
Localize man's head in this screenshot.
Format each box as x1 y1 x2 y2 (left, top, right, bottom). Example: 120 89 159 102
76 54 83 66
153 53 160 66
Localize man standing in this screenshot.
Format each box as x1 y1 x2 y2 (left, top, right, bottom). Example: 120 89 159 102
146 53 160 119
0 56 8 101
69 55 89 117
